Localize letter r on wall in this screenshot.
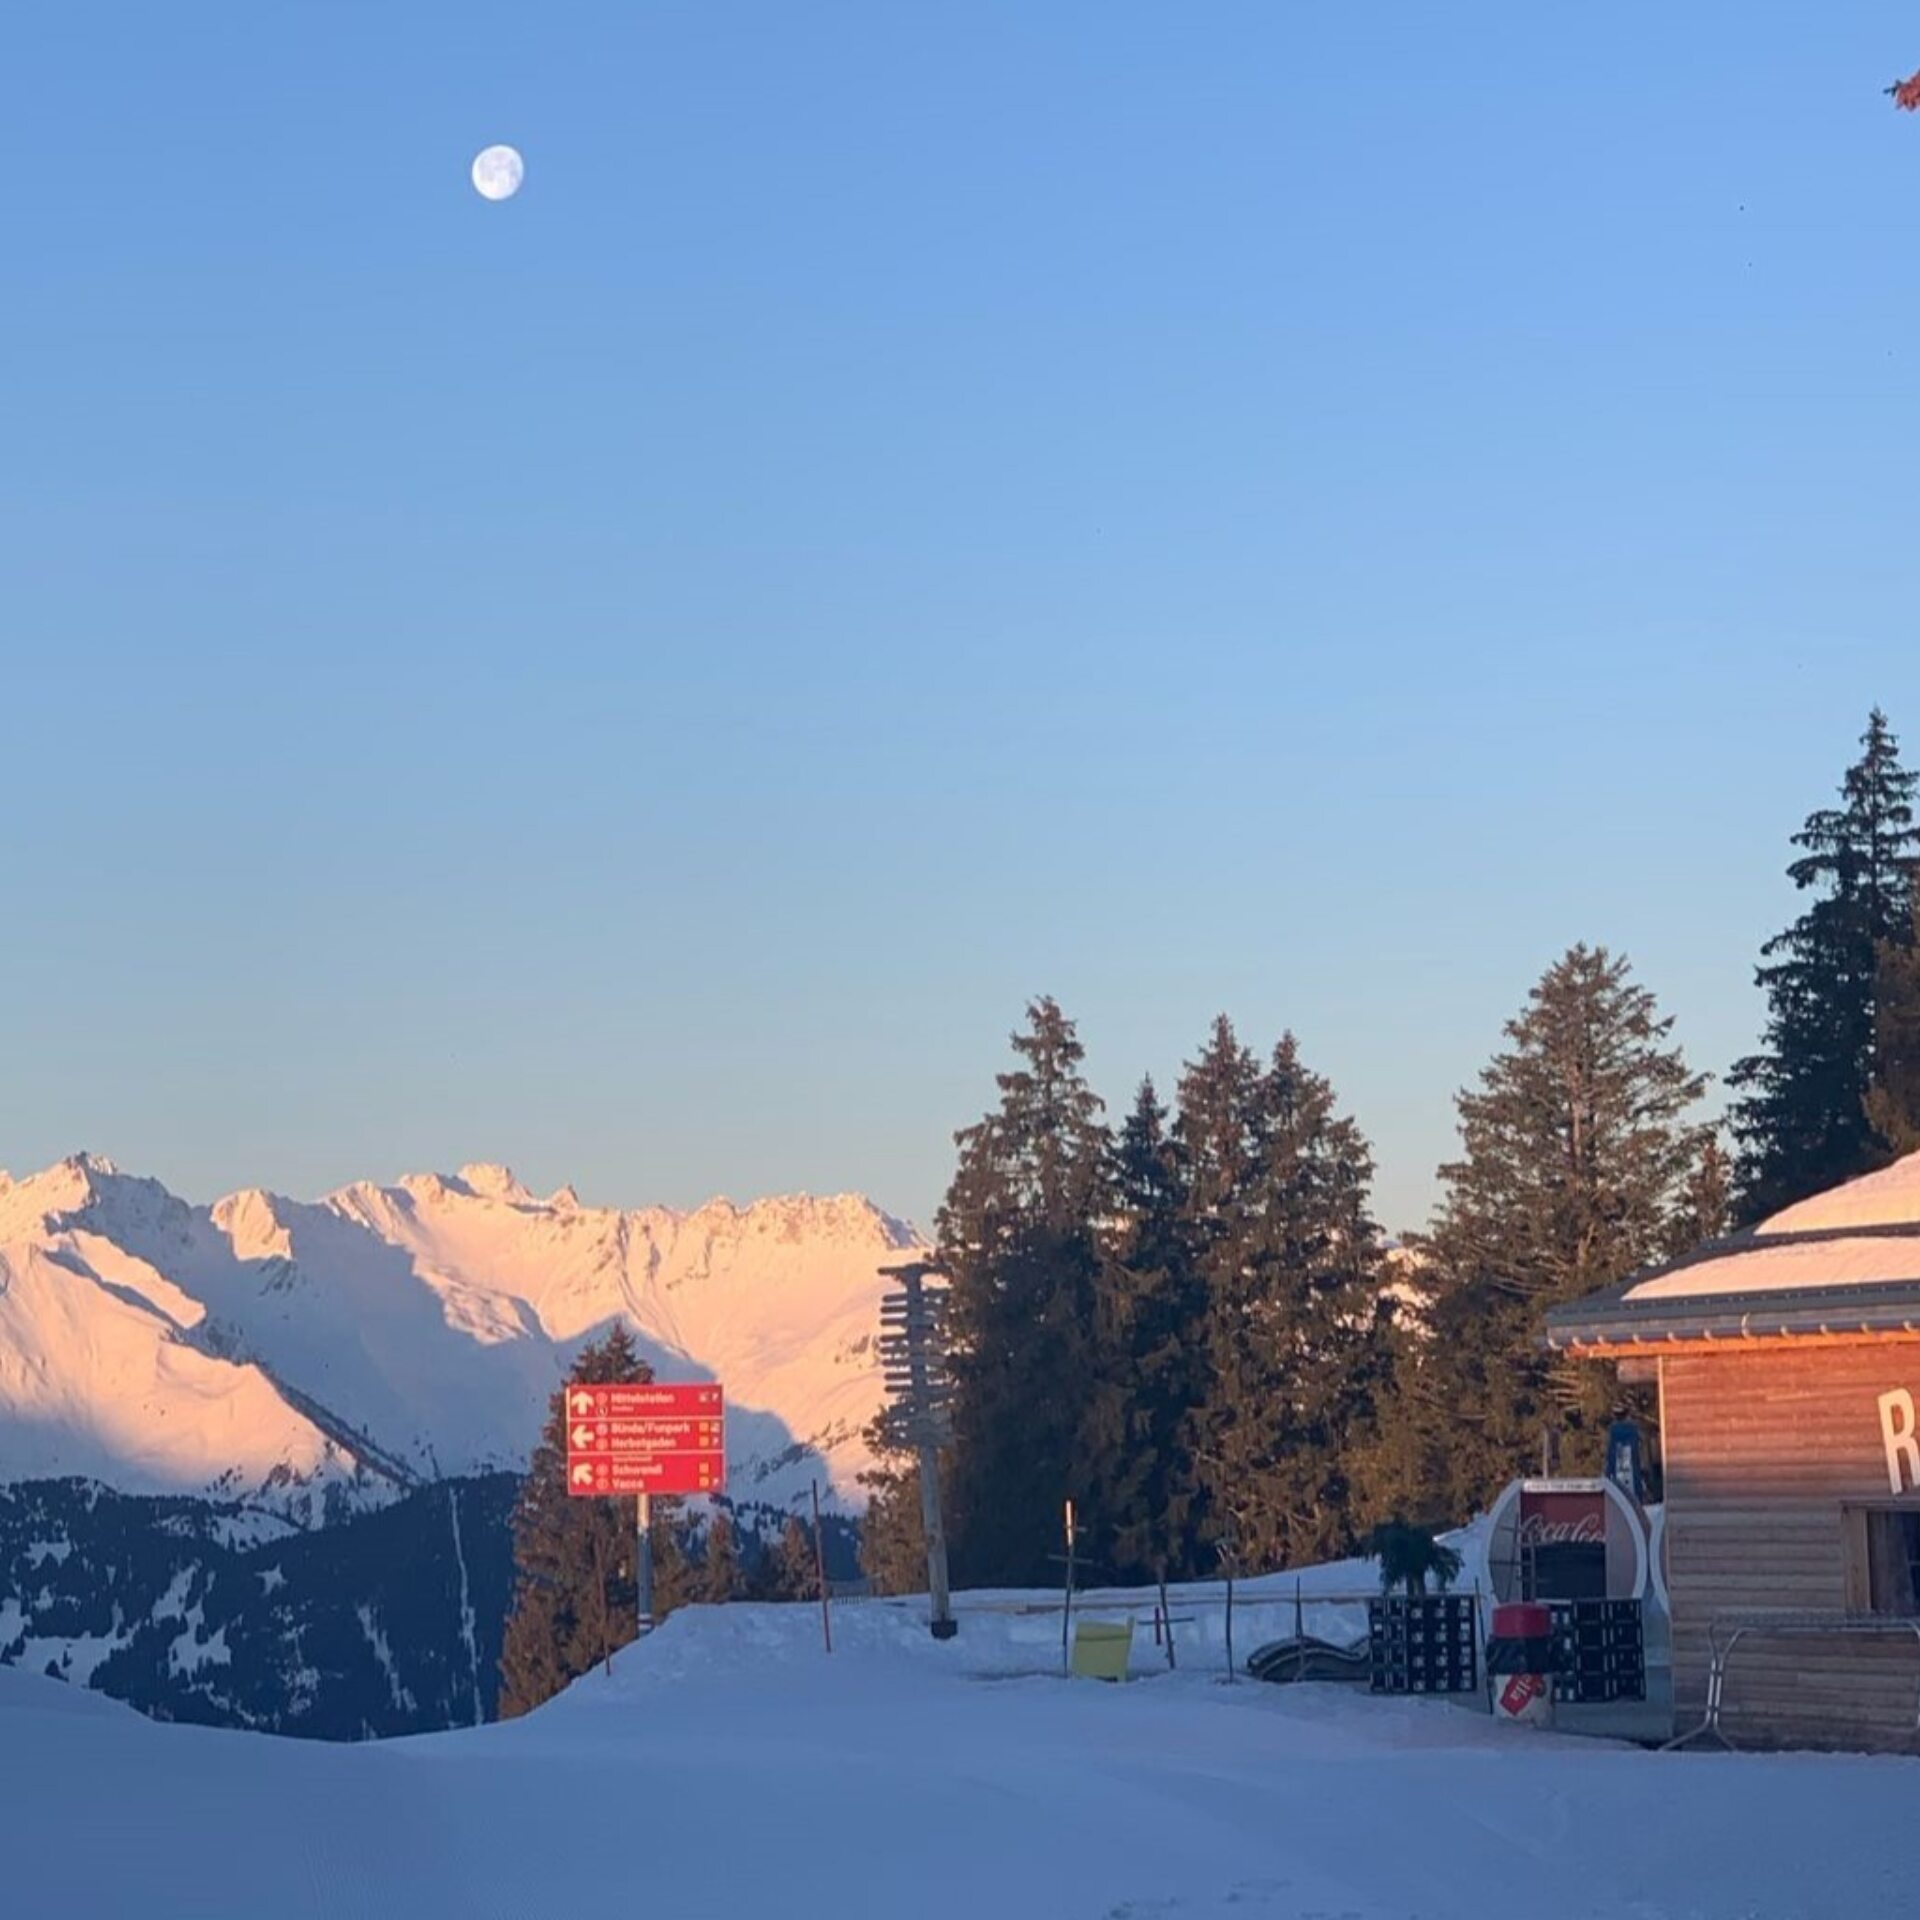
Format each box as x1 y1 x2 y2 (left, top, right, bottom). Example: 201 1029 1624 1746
1880 1389 1920 1495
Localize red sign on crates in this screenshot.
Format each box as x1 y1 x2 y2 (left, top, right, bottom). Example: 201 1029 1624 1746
564 1380 726 1497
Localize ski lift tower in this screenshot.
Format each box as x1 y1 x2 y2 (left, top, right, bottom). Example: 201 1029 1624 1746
878 1259 957 1639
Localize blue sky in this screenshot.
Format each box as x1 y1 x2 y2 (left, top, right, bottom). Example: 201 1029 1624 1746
4 5 1917 1232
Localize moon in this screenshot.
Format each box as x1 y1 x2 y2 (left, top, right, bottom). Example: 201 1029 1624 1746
470 145 525 202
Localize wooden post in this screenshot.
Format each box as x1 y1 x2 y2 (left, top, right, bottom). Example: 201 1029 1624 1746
1158 1569 1176 1671
1061 1498 1077 1677
886 1262 956 1640
1224 1560 1236 1682
916 1433 953 1639
811 1479 833 1655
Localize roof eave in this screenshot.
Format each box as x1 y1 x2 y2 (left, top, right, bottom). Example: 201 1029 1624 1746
1548 1287 1920 1354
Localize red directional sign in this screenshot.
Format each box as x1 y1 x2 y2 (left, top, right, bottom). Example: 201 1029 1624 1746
564 1380 726 1497
565 1383 722 1420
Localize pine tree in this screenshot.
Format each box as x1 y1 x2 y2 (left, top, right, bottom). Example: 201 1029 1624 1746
1419 946 1712 1520
1181 1025 1390 1572
856 1464 927 1596
939 998 1110 1586
650 1514 698 1619
855 1405 930 1597
1341 1306 1446 1538
700 1509 742 1605
1867 894 1920 1158
499 1325 653 1718
1080 1079 1206 1581
773 1515 819 1602
1666 1133 1733 1258
1731 709 1920 1218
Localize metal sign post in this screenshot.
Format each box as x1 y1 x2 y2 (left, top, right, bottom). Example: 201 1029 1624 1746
565 1380 725 1641
880 1261 956 1640
637 1492 654 1634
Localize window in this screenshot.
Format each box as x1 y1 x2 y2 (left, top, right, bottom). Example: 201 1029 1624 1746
1848 1508 1920 1615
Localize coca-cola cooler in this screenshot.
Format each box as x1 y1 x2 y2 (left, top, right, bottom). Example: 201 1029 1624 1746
1486 1477 1646 1606
1485 1477 1651 1707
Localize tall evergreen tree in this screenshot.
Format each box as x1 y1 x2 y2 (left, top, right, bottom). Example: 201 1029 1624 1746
1666 1133 1733 1258
938 998 1110 1586
1181 1025 1390 1572
700 1509 742 1604
1731 709 1920 1218
773 1515 819 1602
855 1407 931 1597
1080 1078 1206 1580
499 1325 653 1718
650 1514 698 1619
1866 894 1920 1158
855 1462 925 1595
1419 946 1712 1519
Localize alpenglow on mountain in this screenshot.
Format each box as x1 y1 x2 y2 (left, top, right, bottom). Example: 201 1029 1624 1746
0 1155 923 1522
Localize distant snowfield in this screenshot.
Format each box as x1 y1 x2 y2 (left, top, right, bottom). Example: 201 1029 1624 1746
5 1594 1915 1920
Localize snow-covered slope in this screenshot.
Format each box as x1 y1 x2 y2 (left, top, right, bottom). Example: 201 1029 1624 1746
0 1155 922 1517
5 1599 1915 1920
0 1161 376 1523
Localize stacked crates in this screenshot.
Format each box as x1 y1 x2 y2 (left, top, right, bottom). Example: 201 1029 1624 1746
1547 1598 1645 1703
1367 1594 1479 1695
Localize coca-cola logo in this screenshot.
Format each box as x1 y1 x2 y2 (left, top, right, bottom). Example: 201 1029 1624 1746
1516 1512 1605 1548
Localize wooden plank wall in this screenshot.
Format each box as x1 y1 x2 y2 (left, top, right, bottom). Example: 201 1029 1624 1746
1664 1340 1920 1751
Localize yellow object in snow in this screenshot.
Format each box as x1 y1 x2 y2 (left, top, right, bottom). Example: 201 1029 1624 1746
1070 1619 1134 1681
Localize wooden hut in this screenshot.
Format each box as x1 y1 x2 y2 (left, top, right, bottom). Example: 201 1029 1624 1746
1548 1151 1920 1751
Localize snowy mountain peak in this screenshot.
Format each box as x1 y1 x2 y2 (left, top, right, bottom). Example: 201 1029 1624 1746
0 1157 926 1519
0 1153 170 1240
453 1163 535 1204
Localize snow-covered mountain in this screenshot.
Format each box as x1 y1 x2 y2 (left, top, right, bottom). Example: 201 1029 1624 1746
0 1155 923 1521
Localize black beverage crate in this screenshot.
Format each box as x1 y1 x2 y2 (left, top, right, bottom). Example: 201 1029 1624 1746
1546 1598 1645 1703
1368 1594 1480 1695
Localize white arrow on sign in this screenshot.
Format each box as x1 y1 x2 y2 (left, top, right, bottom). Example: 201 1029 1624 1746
570 1462 595 1486
569 1390 594 1415
571 1424 596 1448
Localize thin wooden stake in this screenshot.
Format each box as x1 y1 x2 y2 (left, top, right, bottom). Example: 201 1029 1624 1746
1158 1569 1176 1671
810 1479 833 1654
1061 1498 1077 1677
1224 1561 1236 1682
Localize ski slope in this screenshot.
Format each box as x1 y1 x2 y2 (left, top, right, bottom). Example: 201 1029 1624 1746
5 1595 1914 1920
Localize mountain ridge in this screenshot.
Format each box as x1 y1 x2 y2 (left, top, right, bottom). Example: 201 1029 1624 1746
0 1154 923 1522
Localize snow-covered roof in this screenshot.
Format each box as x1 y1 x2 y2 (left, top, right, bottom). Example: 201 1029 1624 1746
1757 1152 1920 1234
1548 1152 1920 1349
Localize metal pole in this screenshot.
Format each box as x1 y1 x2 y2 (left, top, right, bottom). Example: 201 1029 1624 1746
811 1479 833 1654
636 1492 654 1634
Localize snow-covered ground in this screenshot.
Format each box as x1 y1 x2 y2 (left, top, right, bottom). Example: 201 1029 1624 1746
5 1590 1914 1920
